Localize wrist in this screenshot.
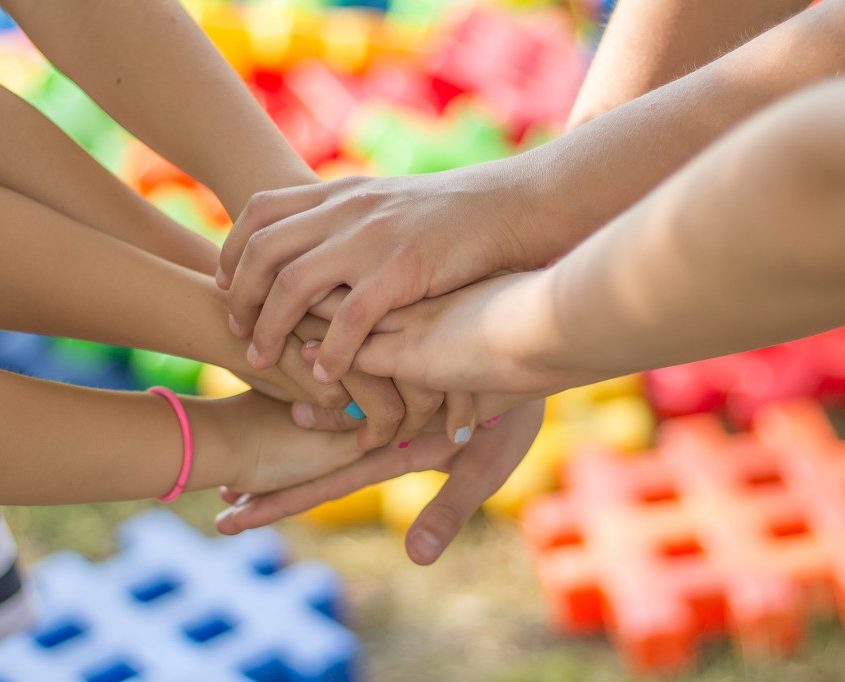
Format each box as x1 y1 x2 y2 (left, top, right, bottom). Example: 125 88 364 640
181 397 242 491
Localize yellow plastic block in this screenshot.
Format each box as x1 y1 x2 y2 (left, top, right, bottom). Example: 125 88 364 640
314 158 373 180
380 471 448 532
545 374 644 424
200 6 253 76
321 10 376 74
197 365 249 398
584 395 655 453
285 8 325 66
244 1 294 70
370 18 431 63
304 485 382 527
484 422 570 517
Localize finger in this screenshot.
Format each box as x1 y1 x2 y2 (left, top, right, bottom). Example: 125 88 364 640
351 331 408 381
312 280 400 384
391 382 444 449
219 486 243 505
444 391 476 446
215 433 462 534
342 370 406 450
218 185 326 288
308 287 349 321
244 248 345 369
290 401 361 431
293 313 330 343
277 334 350 409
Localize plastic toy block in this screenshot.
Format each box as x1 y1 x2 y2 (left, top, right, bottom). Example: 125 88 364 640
128 349 203 395
197 365 250 399
522 399 845 674
0 10 15 31
428 8 586 136
380 471 448 532
646 327 845 426
0 511 360 682
304 486 383 527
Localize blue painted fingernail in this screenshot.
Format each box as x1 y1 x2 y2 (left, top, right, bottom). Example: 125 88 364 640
344 401 366 420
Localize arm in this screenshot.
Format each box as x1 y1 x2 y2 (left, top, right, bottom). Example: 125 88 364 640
0 85 217 274
567 0 811 128
0 369 361 505
0 0 316 218
218 0 845 384
350 81 845 395
0 185 350 408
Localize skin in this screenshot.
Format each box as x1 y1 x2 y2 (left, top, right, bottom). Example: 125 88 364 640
346 82 845 396
218 0 845 385
0 369 361 505
0 0 464 449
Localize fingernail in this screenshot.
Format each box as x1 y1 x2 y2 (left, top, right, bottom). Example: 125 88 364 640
235 493 252 508
228 313 243 336
483 415 502 427
215 507 235 525
398 440 412 449
453 426 472 444
344 401 366 420
410 530 441 564
215 266 231 289
247 343 261 368
292 402 317 428
303 339 320 351
313 361 331 384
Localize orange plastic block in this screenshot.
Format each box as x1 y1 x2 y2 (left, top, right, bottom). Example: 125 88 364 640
522 399 845 674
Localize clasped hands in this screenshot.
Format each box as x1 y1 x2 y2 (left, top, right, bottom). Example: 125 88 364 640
212 166 563 565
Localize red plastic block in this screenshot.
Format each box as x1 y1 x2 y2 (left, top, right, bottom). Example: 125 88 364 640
522 399 845 674
428 8 586 138
646 327 845 426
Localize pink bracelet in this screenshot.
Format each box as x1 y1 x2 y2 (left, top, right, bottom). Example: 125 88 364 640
148 386 194 503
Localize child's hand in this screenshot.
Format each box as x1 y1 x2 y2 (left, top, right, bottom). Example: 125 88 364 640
217 167 547 384
204 391 364 496
318 270 582 396
216 400 544 565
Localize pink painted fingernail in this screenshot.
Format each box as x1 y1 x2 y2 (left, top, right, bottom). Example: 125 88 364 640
483 415 502 427
398 440 412 449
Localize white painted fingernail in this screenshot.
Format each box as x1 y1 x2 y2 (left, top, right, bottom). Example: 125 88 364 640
235 493 253 508
454 426 472 444
215 507 235 525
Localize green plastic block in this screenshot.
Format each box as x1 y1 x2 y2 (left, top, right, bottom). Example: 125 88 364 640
129 349 203 394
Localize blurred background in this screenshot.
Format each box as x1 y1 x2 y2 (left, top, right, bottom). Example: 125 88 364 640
3 1 845 680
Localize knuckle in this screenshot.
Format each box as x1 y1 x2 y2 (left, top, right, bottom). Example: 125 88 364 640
273 263 300 292
242 228 272 267
379 400 406 427
345 190 381 211
316 385 348 410
410 392 443 416
337 295 371 329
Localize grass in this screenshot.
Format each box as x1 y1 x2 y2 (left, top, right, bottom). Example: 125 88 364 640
6 498 845 682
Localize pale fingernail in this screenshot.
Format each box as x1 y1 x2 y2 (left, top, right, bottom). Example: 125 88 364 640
313 361 331 384
215 507 235 525
453 426 472 444
410 530 441 564
483 415 502 427
344 401 366 420
398 440 412 449
235 493 252 508
247 343 261 368
292 402 317 428
303 339 320 351
229 313 243 336
215 266 231 289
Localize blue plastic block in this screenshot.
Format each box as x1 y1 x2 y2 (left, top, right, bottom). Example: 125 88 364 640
0 511 361 682
326 0 389 10
0 10 15 32
0 331 49 376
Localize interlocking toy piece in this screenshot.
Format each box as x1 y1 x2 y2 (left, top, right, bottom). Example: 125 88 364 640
0 511 360 682
646 327 845 426
522 399 845 674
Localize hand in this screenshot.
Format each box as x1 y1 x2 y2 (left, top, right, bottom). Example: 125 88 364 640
349 270 605 395
217 166 545 384
203 390 364 497
293 314 477 449
215 401 545 565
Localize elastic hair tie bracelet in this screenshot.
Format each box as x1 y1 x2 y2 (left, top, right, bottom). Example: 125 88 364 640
147 386 195 503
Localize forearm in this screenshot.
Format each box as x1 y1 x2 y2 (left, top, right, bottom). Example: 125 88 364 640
568 0 810 128
508 0 845 264
540 82 845 383
0 369 236 504
0 85 217 274
0 187 277 386
2 0 316 217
